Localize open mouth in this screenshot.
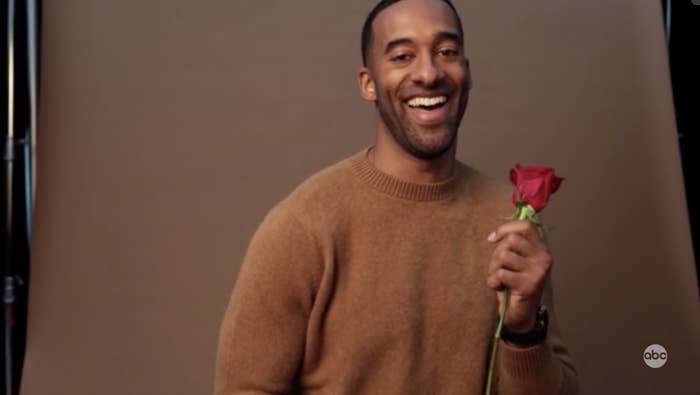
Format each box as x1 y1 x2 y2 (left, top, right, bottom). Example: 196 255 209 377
405 96 449 125
406 96 448 110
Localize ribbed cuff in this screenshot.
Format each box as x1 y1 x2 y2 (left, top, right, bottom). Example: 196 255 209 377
498 339 555 379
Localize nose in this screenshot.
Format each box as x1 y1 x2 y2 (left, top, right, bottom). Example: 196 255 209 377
411 53 444 86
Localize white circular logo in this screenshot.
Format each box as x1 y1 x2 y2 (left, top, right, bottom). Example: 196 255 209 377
643 344 668 368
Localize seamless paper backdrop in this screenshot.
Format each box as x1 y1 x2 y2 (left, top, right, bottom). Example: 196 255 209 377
22 1 699 394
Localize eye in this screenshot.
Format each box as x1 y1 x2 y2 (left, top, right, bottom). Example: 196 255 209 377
390 53 413 63
438 48 459 58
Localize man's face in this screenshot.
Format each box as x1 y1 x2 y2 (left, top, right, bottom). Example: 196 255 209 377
360 0 471 160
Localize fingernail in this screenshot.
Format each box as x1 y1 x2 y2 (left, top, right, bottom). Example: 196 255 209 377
487 232 496 242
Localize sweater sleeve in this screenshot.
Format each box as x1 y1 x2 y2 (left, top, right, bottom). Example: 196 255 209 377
214 204 321 394
495 277 579 395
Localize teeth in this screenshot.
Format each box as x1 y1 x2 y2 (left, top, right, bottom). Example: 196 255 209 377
407 96 447 108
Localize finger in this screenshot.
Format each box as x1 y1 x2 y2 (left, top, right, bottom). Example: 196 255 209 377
497 232 539 258
487 220 544 248
488 220 541 245
489 244 529 275
487 268 528 292
488 268 545 298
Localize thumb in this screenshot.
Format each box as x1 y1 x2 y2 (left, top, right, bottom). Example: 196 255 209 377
496 289 505 313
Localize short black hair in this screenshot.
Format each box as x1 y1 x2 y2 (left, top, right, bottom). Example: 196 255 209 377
361 0 464 67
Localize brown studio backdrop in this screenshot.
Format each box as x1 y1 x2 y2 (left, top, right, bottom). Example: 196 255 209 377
21 1 700 394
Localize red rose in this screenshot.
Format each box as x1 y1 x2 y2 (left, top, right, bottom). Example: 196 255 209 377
509 164 564 212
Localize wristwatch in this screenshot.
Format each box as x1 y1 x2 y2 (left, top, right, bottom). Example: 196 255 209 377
500 305 549 346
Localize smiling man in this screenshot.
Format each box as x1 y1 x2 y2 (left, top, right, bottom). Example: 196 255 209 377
214 0 578 394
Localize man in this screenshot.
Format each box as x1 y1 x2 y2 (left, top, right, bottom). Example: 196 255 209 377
214 0 578 393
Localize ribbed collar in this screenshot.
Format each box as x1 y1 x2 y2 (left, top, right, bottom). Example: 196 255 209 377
350 146 461 201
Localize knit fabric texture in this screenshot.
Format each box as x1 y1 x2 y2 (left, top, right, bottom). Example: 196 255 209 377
215 146 578 394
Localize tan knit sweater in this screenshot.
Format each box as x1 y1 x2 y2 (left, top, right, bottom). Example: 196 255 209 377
214 147 578 394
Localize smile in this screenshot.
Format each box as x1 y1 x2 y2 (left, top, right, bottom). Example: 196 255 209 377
406 96 448 109
404 95 450 125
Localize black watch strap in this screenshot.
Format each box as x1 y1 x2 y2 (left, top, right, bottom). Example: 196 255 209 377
501 305 549 346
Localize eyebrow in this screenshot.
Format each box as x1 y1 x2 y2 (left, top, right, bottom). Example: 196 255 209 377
383 30 463 55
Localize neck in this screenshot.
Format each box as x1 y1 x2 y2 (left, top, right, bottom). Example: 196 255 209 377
369 126 457 184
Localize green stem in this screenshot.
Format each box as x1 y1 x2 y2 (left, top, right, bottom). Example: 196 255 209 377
485 288 510 395
484 205 532 395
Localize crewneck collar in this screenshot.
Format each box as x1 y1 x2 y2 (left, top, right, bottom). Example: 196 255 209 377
350 146 460 201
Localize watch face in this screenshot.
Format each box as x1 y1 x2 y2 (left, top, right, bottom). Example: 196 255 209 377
538 305 549 334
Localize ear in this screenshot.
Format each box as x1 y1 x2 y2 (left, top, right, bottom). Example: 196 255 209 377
464 57 473 91
358 67 377 101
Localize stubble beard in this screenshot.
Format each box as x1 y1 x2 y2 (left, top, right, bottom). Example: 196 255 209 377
375 91 462 160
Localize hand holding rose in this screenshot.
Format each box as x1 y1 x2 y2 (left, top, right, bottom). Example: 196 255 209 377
484 163 564 395
487 220 552 334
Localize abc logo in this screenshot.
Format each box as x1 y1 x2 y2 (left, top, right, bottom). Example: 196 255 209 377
643 344 668 368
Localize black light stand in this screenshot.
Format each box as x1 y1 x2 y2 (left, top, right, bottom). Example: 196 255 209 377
3 0 36 393
3 1 18 394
